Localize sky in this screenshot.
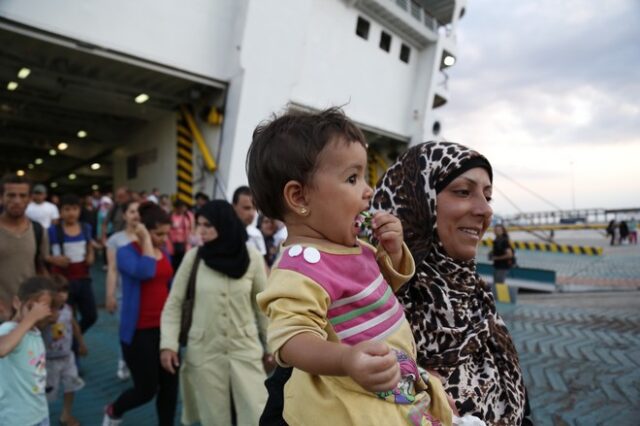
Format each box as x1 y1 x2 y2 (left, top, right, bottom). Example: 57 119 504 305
441 0 640 216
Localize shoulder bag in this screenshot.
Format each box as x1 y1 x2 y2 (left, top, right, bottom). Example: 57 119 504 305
179 253 201 346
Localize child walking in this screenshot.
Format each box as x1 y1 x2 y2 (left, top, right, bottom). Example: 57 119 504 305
46 194 97 337
0 277 55 426
43 275 87 426
247 107 453 425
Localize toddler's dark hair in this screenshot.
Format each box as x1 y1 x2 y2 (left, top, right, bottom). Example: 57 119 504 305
138 201 170 230
50 274 70 293
246 107 366 220
17 277 56 303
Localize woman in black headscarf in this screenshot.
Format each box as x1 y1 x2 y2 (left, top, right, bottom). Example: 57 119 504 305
160 200 271 426
371 141 531 426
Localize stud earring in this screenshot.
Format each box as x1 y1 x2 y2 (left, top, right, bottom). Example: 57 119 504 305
300 207 309 216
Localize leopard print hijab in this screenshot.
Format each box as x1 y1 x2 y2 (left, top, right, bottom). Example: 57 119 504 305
372 141 526 426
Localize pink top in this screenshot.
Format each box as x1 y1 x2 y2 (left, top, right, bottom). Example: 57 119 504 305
276 243 405 346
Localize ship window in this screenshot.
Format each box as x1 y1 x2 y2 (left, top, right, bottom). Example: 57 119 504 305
400 43 411 63
356 17 370 40
379 31 392 52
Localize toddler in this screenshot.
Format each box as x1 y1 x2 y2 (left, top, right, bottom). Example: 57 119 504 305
43 275 86 426
248 107 452 425
0 277 55 426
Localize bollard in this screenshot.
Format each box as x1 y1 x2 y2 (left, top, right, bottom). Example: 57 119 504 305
495 283 518 304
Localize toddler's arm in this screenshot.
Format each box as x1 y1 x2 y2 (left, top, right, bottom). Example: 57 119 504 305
72 317 88 356
280 333 400 392
0 302 51 357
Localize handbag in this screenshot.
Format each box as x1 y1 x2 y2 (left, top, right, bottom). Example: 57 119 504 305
179 253 201 346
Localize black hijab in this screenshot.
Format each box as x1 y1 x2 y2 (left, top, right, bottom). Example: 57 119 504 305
196 200 250 279
372 142 526 425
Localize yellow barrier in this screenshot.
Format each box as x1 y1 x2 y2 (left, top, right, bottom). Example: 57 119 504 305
481 239 603 256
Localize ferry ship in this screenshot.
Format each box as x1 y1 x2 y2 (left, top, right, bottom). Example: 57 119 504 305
0 0 465 199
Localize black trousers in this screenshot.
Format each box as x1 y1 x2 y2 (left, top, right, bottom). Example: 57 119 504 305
68 278 97 333
113 328 178 426
259 366 292 426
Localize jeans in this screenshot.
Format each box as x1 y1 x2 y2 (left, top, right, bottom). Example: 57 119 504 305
67 278 97 333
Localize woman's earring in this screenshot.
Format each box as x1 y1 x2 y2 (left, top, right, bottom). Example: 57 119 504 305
300 207 309 216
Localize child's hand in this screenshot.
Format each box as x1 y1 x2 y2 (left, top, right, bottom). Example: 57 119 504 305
372 212 404 265
24 302 52 325
341 340 400 392
50 255 71 268
106 295 118 314
78 341 89 357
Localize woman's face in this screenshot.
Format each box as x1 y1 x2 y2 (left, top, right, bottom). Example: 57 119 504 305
124 202 140 226
260 217 277 237
494 225 505 236
197 216 219 243
150 224 171 248
436 167 493 261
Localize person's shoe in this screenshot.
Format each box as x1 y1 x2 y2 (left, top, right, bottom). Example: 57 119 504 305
116 360 130 380
102 405 122 426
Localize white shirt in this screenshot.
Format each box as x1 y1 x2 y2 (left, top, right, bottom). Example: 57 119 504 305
26 201 59 228
246 225 267 255
273 225 288 247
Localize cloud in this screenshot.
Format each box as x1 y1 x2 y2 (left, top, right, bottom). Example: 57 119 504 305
440 0 640 213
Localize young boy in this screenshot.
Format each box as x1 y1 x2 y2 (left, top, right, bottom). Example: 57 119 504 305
43 275 86 426
46 194 97 336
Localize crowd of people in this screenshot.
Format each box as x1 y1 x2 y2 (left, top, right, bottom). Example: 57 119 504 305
607 219 637 246
0 107 534 426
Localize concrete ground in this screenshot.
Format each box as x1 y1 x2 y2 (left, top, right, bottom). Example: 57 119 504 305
48 260 640 425
504 291 640 425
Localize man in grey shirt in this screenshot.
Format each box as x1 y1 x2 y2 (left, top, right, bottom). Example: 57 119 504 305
0 175 49 321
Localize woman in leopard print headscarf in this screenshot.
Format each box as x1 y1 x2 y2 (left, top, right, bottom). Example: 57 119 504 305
372 141 530 426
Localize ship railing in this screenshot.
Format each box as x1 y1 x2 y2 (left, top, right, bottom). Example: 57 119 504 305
393 0 438 32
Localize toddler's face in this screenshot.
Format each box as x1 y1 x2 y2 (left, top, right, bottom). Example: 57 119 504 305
303 139 372 246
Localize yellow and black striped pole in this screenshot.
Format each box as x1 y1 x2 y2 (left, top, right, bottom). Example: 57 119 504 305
176 112 194 207
481 239 603 256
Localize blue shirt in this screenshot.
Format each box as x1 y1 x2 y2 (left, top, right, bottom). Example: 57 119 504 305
0 322 48 426
117 242 165 344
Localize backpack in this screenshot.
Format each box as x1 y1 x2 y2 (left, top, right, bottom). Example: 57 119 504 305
32 220 44 269
507 244 517 268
